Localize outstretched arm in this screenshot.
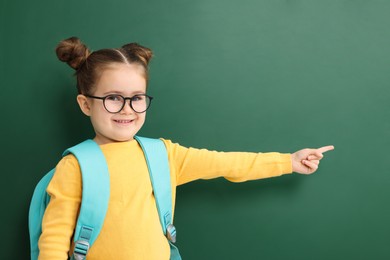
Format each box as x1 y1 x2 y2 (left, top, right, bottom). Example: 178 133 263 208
292 145 334 174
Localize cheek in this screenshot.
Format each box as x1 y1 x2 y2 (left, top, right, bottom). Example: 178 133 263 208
90 102 108 117
90 106 111 126
138 113 146 123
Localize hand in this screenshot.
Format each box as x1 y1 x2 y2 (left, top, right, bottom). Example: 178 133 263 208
291 145 334 174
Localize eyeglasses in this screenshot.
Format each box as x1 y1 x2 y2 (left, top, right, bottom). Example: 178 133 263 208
85 93 153 113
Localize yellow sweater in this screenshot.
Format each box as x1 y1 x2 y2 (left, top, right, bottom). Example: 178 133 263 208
38 139 292 259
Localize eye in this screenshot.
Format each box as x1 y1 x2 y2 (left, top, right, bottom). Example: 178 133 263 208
106 95 123 102
131 95 145 102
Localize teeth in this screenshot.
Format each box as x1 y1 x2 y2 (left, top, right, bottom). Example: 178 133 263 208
116 120 132 123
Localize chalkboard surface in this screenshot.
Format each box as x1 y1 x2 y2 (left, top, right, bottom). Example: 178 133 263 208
1 0 389 259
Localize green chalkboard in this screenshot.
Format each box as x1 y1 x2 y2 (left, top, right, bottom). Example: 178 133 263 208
1 0 389 259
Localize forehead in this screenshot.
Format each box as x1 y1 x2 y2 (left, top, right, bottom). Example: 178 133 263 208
95 64 147 94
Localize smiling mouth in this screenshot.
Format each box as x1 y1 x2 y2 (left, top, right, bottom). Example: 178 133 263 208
114 119 134 124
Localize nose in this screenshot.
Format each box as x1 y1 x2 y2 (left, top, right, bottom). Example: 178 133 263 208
120 99 134 114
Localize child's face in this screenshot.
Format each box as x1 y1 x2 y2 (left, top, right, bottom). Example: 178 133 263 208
80 63 148 145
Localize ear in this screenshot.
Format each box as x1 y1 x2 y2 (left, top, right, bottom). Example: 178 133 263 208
77 94 92 116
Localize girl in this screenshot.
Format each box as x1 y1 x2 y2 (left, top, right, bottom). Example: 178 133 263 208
38 37 334 259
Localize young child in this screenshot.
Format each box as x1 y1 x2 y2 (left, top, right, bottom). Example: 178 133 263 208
38 37 334 259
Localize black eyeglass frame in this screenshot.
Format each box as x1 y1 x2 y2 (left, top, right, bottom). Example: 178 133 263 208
85 93 153 114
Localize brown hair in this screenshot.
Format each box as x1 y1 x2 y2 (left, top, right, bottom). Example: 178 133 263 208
55 37 153 94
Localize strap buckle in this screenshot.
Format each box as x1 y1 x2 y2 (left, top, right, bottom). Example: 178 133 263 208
166 224 177 243
73 240 90 260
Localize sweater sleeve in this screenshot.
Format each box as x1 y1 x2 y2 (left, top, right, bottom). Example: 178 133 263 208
38 155 82 260
162 139 293 186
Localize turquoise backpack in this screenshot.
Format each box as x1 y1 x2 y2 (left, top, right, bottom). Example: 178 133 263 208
28 136 181 260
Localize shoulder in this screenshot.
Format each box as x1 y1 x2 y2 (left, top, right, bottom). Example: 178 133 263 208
51 154 81 183
56 153 80 171
160 138 206 160
160 138 189 152
160 138 173 148
46 153 82 195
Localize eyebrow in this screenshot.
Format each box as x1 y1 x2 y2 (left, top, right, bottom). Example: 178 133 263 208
102 90 146 96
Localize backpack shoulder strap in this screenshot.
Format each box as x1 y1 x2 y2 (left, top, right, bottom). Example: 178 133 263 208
134 136 181 260
64 139 110 259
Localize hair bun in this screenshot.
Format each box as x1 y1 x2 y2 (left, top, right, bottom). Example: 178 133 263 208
121 43 153 66
56 37 91 70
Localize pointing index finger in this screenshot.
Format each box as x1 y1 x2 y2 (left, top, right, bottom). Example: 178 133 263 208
317 145 335 154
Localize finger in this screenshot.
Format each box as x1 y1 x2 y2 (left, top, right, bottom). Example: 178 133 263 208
317 145 334 154
309 160 320 165
302 159 318 173
307 154 322 160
